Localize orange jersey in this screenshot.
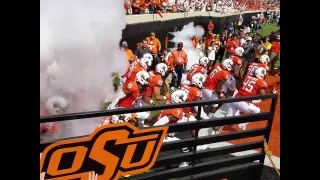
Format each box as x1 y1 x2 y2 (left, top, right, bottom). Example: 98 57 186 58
204 64 229 90
180 84 203 112
144 71 163 97
186 64 206 81
118 81 140 108
246 62 267 77
156 100 184 124
40 111 58 133
124 63 144 86
123 59 141 78
236 75 268 101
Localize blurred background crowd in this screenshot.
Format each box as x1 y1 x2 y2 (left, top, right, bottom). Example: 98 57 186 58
124 0 280 15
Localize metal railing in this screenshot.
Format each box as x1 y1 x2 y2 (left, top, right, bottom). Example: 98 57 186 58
40 94 278 180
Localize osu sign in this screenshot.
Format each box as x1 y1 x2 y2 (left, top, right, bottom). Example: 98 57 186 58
40 123 168 180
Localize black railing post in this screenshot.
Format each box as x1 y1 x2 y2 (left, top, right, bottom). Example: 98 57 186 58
192 105 202 165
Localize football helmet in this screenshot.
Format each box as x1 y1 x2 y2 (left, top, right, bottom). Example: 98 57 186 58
45 96 68 115
136 70 150 85
155 63 168 76
221 58 234 71
191 73 205 89
171 89 188 104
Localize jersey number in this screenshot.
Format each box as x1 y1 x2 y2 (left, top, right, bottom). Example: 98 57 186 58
45 122 54 130
247 65 258 76
196 91 202 98
189 65 197 76
176 110 181 115
242 79 256 92
128 83 133 89
209 68 219 79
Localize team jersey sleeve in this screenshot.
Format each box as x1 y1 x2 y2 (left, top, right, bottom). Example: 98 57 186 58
170 108 184 119
155 76 164 87
200 67 206 74
257 80 268 89
126 82 139 93
220 70 229 81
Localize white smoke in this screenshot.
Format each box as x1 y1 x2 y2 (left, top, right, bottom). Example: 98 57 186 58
169 22 205 71
40 0 128 139
169 22 205 83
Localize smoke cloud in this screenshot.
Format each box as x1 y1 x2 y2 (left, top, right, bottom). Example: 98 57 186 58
169 22 205 71
40 0 128 140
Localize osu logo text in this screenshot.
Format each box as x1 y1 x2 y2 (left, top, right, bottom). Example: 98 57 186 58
40 123 168 180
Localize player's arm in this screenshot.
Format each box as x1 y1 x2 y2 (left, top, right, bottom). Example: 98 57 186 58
215 79 227 97
153 86 167 101
233 64 242 81
153 114 177 126
143 95 154 105
253 88 268 103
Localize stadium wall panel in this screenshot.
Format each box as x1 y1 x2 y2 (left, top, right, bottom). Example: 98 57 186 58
122 11 273 50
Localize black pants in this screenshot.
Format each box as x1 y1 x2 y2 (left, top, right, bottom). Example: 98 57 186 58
216 48 225 62
172 65 183 88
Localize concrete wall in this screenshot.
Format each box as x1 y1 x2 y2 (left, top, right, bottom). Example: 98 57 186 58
122 10 279 51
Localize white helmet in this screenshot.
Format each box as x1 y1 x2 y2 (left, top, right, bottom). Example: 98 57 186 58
234 47 244 57
221 58 234 71
143 53 153 61
259 55 270 65
254 67 267 80
139 57 152 70
45 96 68 115
155 63 168 77
136 70 150 85
170 89 188 104
199 56 209 67
191 73 205 89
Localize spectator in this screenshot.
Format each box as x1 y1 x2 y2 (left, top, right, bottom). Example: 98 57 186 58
216 34 227 62
253 40 265 63
263 36 272 55
146 32 161 57
224 17 231 30
135 39 152 59
244 24 251 34
205 31 214 56
227 22 235 36
269 35 280 75
139 0 148 14
241 37 254 77
207 41 217 69
121 41 135 64
269 31 276 43
171 42 188 87
251 32 260 47
148 0 156 14
132 0 141 15
197 38 205 54
226 34 239 58
208 20 214 31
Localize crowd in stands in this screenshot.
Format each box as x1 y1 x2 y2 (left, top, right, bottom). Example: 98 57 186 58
124 0 280 15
